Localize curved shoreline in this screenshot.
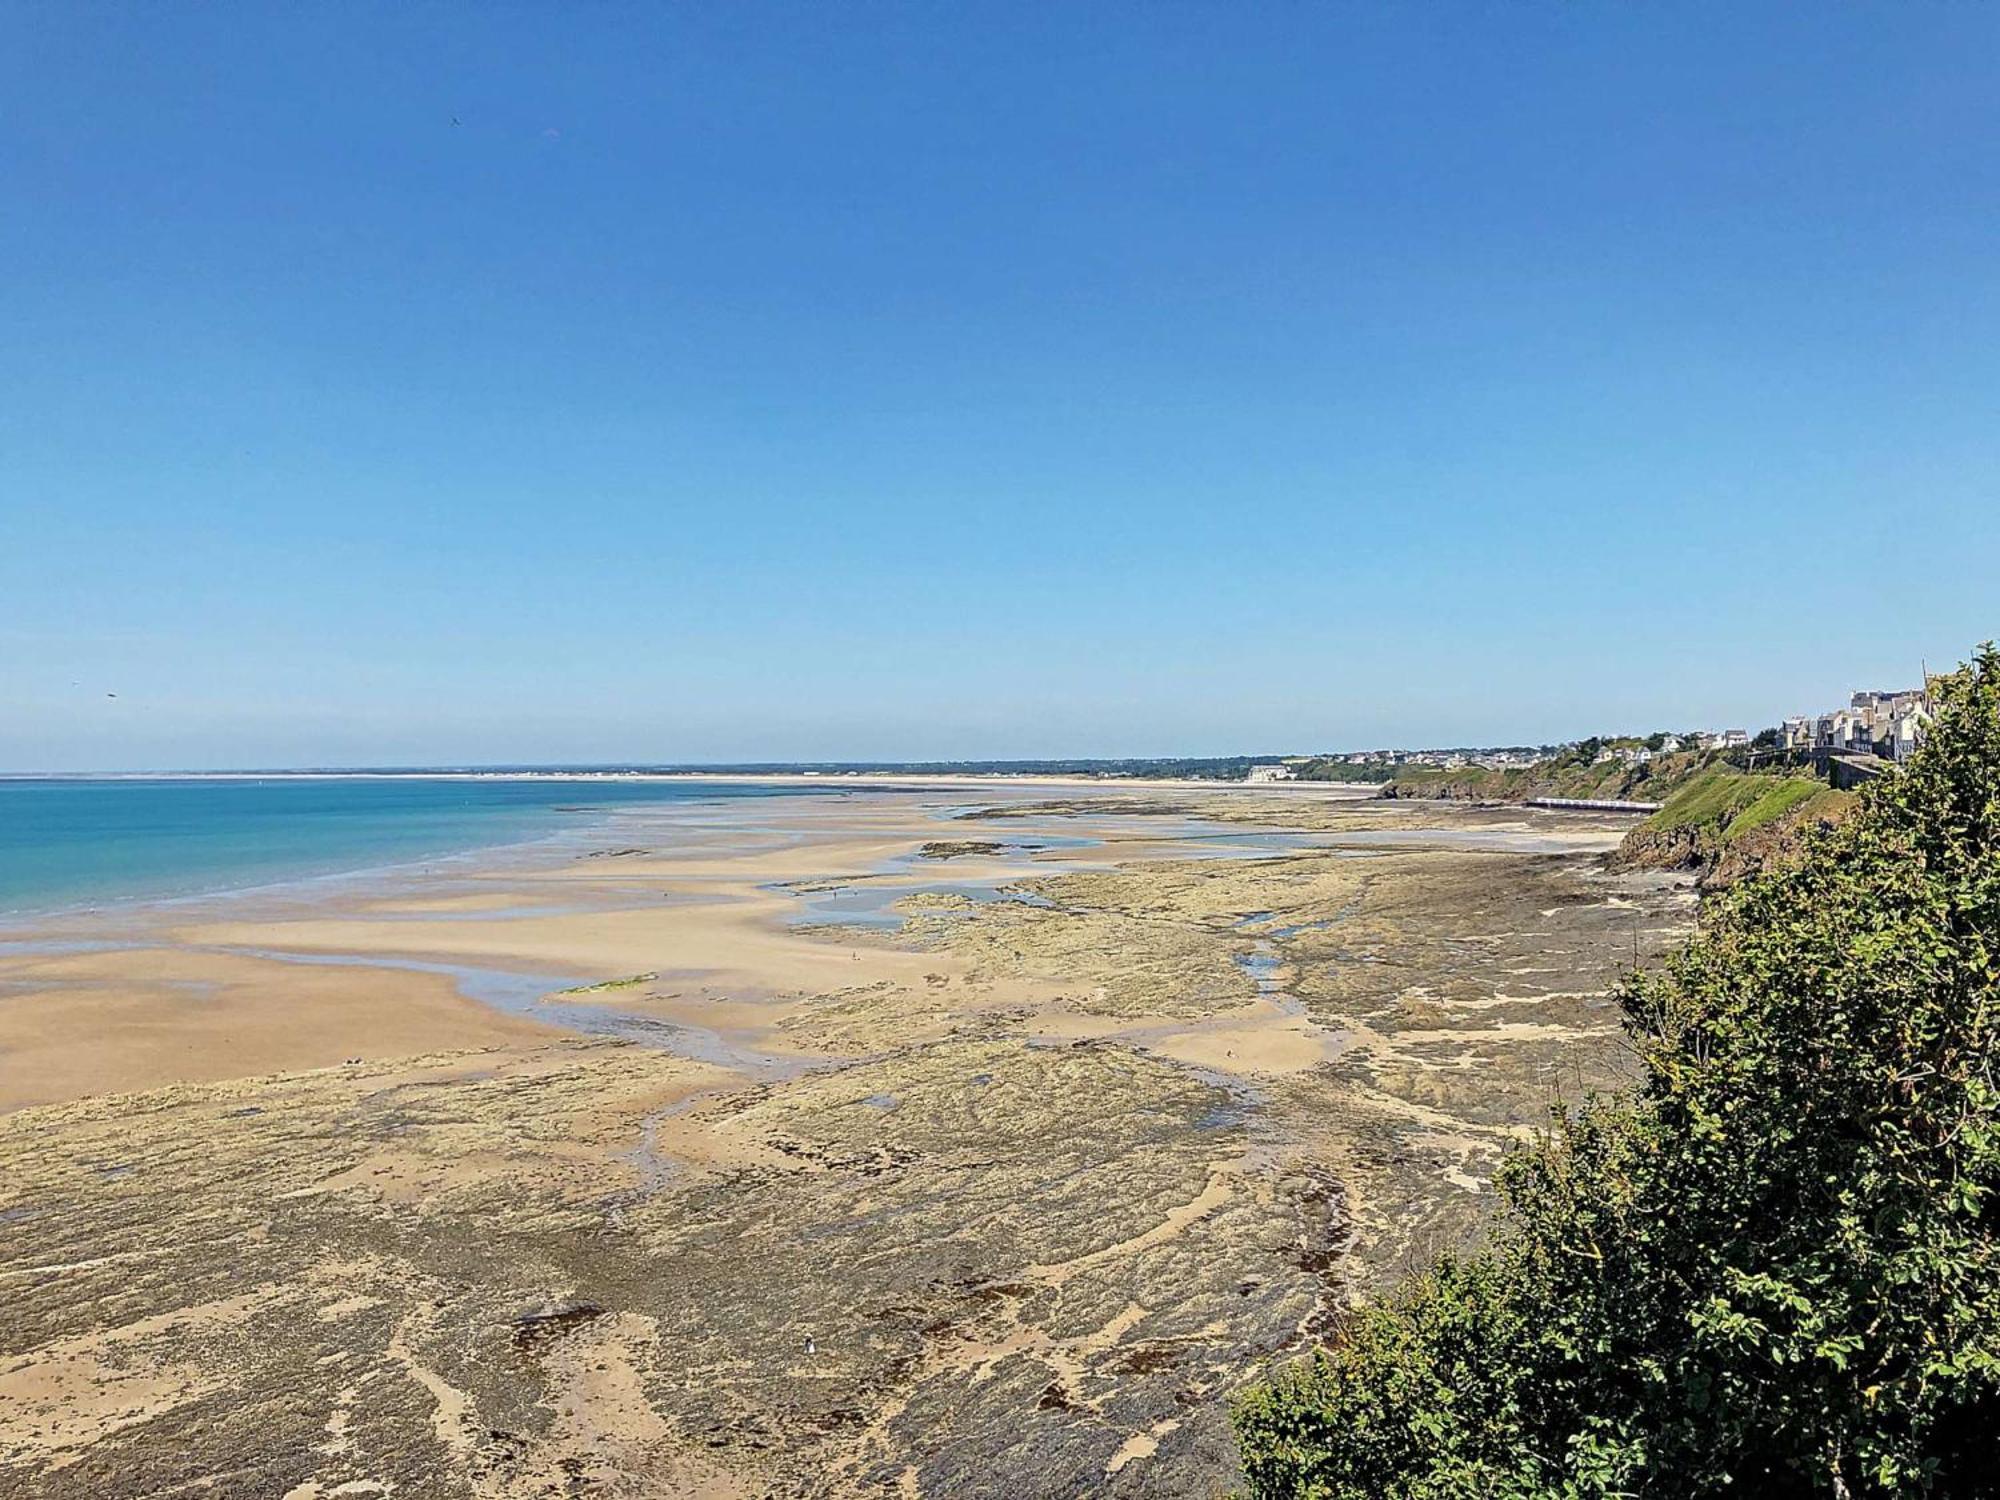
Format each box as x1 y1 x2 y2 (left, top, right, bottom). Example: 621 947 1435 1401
0 778 840 923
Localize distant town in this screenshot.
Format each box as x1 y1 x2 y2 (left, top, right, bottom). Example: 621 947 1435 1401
1245 678 1934 783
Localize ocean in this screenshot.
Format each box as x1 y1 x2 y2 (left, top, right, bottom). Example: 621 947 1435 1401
0 775 823 916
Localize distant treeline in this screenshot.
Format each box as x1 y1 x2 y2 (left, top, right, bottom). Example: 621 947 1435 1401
1286 759 1400 783
657 757 1274 780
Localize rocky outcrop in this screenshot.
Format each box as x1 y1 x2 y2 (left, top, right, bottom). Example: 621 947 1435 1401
1611 788 1857 889
1609 823 1710 873
1701 794 1858 888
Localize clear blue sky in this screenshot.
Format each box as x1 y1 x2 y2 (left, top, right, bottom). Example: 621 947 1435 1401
4 4 1995 771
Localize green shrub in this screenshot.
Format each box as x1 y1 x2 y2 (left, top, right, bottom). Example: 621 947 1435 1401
1237 646 2000 1498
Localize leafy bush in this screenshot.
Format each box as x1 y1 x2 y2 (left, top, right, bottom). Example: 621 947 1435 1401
1237 646 2000 1498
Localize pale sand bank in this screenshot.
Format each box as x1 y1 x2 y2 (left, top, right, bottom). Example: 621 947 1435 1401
0 945 554 1112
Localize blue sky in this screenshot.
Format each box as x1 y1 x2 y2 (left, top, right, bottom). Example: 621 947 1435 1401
4 4 1995 770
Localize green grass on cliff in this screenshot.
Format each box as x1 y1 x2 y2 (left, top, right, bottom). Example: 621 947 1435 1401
1642 768 1830 840
1722 778 1840 839
1380 749 1726 805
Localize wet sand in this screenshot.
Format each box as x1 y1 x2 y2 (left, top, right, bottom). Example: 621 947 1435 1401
0 784 1694 1496
0 947 553 1111
0 785 1391 1110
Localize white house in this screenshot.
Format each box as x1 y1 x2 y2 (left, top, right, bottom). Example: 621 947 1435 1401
1889 704 1932 763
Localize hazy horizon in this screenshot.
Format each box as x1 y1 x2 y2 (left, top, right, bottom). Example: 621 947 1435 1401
6 5 1994 773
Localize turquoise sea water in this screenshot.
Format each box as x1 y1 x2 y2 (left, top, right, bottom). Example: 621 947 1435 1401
0 777 819 916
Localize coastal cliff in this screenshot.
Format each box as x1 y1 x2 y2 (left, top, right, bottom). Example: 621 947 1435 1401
1373 750 1855 886
1376 746 1719 806
1607 768 1851 884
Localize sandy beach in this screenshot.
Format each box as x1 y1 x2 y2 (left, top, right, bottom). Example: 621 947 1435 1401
0 782 1694 1496
0 783 1403 1110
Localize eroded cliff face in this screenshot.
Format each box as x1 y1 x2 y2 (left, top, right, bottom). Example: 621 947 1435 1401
1610 821 1710 873
1697 794 1861 889
1610 790 1857 888
1379 779 1486 801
